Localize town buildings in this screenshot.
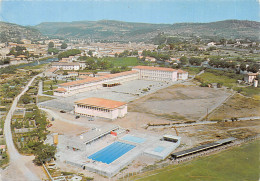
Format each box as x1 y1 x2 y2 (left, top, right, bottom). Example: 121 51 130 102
74 97 127 119
52 62 80 70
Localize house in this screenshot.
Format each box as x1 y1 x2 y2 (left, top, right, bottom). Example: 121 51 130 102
145 57 156 62
244 73 259 84
74 97 127 120
44 67 58 77
52 62 80 70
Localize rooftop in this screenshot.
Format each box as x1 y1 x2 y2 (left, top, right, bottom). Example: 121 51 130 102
52 62 80 66
46 67 58 73
59 70 138 87
133 66 177 72
75 97 126 109
54 88 67 92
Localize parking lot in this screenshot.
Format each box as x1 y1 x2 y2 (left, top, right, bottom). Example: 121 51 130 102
38 79 175 112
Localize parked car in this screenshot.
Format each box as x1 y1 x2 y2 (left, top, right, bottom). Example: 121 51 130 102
60 110 66 113
75 115 80 119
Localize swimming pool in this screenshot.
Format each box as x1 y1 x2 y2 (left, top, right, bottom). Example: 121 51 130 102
121 135 146 143
88 142 135 164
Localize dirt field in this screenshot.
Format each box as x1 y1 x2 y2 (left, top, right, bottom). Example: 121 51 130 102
127 84 231 122
208 93 260 120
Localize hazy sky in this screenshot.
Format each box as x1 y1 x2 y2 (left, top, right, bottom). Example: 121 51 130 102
0 0 259 26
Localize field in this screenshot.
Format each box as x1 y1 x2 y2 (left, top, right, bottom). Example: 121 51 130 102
209 94 260 120
131 140 260 181
105 57 140 67
196 72 238 88
182 67 202 75
127 84 231 121
37 96 54 103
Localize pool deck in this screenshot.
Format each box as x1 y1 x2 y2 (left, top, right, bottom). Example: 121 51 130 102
53 130 181 177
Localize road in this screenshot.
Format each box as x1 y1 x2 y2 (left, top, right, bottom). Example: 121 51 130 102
2 74 42 181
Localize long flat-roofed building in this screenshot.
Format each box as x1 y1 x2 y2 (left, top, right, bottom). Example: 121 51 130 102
74 97 127 119
54 70 139 96
132 66 188 82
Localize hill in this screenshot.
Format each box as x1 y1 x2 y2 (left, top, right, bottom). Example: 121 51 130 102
35 20 260 43
0 21 43 43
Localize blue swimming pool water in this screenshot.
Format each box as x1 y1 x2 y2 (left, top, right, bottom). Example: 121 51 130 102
88 142 135 164
121 135 146 143
154 146 165 153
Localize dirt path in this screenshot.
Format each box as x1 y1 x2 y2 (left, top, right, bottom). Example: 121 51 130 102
2 74 46 181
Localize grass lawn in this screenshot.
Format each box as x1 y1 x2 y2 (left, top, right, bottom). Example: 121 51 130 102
197 72 238 88
37 96 55 103
105 57 140 67
233 87 260 100
182 67 202 75
43 80 65 91
131 140 260 181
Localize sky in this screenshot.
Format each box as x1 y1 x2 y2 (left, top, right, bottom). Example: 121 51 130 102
0 0 259 26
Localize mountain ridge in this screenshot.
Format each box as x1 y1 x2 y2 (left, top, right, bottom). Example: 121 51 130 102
35 19 260 42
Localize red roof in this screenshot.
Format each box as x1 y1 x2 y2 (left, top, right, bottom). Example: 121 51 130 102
46 67 58 73
177 69 188 73
54 88 67 92
75 97 126 109
133 66 177 72
59 70 138 87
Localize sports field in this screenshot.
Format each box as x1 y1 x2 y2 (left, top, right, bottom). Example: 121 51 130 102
131 140 260 181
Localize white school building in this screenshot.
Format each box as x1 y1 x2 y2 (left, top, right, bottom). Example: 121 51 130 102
54 66 188 96
132 66 188 81
54 70 139 96
74 97 127 120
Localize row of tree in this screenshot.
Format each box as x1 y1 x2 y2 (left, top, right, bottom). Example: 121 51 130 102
79 56 113 70
141 50 170 61
115 50 138 57
58 49 81 60
8 46 30 57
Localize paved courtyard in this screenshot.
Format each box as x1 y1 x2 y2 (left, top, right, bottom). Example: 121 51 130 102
38 79 176 112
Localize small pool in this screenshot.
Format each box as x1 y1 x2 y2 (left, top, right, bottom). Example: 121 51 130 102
154 146 165 153
88 142 135 164
121 135 146 143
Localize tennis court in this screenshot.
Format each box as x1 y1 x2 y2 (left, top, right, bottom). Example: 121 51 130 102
88 141 135 164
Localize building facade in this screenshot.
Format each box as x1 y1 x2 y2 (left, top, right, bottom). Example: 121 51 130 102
52 62 80 70
74 97 127 119
133 66 186 82
54 70 139 96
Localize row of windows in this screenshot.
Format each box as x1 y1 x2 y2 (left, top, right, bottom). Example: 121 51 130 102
77 104 111 112
140 73 172 77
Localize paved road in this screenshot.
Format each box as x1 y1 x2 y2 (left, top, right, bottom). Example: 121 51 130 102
3 74 42 181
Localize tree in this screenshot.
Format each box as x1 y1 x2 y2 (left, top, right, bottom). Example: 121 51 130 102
61 42 68 49
180 56 188 65
48 42 54 48
33 144 56 165
240 63 247 71
21 95 32 104
88 50 93 57
247 64 259 73
110 68 121 74
48 48 59 55
189 57 202 66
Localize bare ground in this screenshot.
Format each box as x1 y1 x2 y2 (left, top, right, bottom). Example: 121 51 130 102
208 94 260 120
128 84 231 122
